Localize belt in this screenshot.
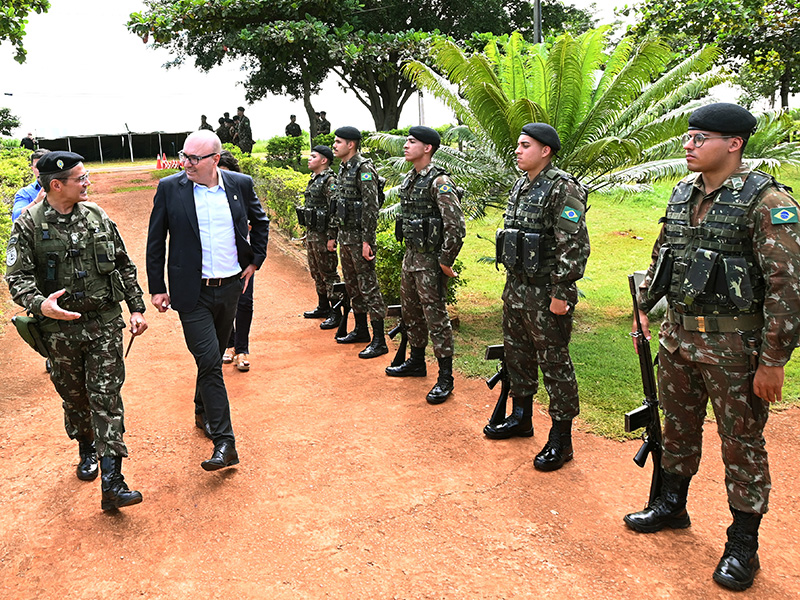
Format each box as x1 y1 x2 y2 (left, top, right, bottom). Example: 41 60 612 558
202 273 241 287
511 270 551 286
666 307 763 333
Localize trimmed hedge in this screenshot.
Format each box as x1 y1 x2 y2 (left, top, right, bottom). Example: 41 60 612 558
1 148 32 269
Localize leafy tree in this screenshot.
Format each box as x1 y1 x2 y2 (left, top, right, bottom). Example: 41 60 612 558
128 1 597 132
0 0 50 63
0 107 21 136
621 0 800 109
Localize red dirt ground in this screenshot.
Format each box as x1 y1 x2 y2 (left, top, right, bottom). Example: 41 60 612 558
1 169 798 600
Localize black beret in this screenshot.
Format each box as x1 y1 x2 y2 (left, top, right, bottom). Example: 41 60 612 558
521 123 561 154
688 103 757 136
334 126 362 141
36 151 84 175
408 126 440 149
312 145 334 164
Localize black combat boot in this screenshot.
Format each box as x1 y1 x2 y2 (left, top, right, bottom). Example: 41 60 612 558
385 346 427 377
713 507 762 591
533 418 574 471
76 437 98 481
100 456 143 511
337 312 371 344
320 302 343 330
623 471 692 532
426 356 454 404
483 395 533 439
304 293 330 318
359 319 389 359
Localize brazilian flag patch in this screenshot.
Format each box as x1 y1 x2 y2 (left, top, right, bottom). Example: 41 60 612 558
561 206 582 223
360 173 373 181
438 184 452 194
770 206 799 224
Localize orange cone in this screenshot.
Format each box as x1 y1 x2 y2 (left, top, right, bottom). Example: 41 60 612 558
156 154 162 169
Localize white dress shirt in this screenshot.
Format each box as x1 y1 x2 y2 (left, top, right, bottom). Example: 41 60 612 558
193 169 240 278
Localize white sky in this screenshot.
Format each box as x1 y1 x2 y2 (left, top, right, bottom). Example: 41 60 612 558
1 1 618 141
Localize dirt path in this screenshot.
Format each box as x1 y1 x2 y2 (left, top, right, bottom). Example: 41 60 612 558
1 170 799 600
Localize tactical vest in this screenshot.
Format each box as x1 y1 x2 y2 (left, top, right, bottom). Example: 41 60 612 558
303 170 334 233
399 166 447 252
29 201 124 319
497 167 573 278
336 156 374 231
654 171 775 315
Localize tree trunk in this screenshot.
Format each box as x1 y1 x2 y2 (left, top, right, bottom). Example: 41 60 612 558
302 71 318 140
780 68 790 111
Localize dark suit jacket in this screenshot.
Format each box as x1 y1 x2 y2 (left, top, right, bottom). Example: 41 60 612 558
146 170 269 312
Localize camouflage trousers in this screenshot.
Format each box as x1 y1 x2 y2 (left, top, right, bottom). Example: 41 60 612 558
44 322 127 457
502 295 579 421
339 242 386 321
307 237 341 299
401 266 453 358
658 346 771 514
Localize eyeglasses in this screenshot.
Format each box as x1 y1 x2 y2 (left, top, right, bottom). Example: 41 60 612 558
58 172 91 183
681 133 735 148
178 151 218 165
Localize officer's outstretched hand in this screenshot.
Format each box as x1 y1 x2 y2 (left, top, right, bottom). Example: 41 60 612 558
754 364 784 404
130 312 147 336
41 289 82 321
151 293 171 312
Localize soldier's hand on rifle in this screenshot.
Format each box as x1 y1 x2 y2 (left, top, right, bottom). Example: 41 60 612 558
754 364 784 404
41 289 82 321
151 293 171 313
440 263 456 278
550 297 569 315
632 309 651 354
129 312 147 336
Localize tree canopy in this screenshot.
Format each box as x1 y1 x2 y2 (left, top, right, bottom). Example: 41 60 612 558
1 107 21 136
622 0 800 109
128 0 597 133
0 0 50 63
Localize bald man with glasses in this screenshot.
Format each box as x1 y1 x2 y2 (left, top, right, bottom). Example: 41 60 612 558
146 130 269 471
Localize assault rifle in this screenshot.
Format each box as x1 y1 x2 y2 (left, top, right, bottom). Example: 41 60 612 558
331 282 350 339
386 305 408 367
624 273 664 506
485 344 511 427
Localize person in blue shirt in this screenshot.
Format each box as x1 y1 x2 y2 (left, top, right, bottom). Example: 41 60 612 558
12 149 50 222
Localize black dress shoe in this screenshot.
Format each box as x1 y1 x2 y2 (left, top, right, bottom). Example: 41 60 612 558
194 413 213 440
201 441 239 471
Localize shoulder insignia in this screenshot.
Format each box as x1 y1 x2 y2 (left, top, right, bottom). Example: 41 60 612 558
438 184 452 194
360 173 373 181
561 206 582 223
770 206 799 224
6 245 17 267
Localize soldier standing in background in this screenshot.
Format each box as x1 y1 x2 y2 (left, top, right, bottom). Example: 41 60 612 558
301 145 342 330
285 115 302 138
484 123 589 474
623 103 800 591
5 151 148 511
330 126 388 358
318 111 331 136
216 117 232 144
236 106 253 154
199 115 213 131
385 126 465 404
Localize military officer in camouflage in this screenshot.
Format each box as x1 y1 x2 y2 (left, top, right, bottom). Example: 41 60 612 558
302 145 343 329
483 124 590 474
236 106 254 154
385 126 465 404
5 151 147 511
330 126 388 358
623 103 800 591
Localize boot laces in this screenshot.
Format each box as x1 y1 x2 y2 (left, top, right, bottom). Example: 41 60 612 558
725 529 756 561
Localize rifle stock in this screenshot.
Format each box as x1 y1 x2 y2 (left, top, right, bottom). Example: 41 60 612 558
485 344 510 426
626 273 664 506
386 305 407 367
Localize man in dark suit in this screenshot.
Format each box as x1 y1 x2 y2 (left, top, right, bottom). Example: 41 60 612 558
146 130 269 471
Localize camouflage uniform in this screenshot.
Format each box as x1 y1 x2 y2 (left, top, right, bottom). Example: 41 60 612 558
216 123 232 145
500 163 590 420
318 117 331 136
398 165 465 358
639 165 800 514
303 167 341 301
5 200 146 457
334 153 386 321
237 115 253 154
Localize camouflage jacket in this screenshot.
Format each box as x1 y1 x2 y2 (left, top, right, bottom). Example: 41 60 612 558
303 168 337 243
334 153 381 247
502 165 590 309
237 116 253 146
6 199 146 335
640 164 800 366
399 164 466 272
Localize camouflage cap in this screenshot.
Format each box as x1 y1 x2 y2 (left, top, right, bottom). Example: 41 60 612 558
36 151 84 175
521 123 561 154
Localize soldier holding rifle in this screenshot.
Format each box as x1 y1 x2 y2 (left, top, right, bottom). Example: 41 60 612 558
624 103 800 591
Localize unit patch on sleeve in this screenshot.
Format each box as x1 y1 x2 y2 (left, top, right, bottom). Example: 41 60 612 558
438 184 452 194
560 206 582 223
770 206 799 225
360 173 373 181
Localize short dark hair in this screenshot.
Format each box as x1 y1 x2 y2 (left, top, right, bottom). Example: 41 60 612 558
30 149 50 164
218 150 241 172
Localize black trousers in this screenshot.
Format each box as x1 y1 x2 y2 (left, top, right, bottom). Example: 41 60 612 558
179 277 243 443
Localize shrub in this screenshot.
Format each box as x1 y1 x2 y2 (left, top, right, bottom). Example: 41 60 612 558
266 135 305 168
311 132 334 148
240 157 307 238
1 147 31 270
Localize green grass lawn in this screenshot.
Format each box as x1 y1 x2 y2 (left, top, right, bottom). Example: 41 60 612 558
453 168 800 439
